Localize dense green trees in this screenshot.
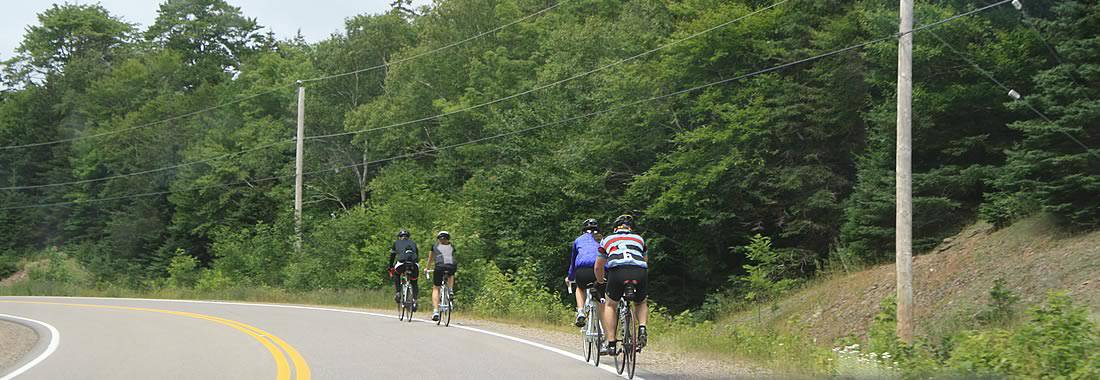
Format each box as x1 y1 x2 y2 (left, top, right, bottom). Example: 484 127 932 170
1 0 1096 310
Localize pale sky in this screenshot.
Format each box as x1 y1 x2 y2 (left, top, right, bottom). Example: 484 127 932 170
1 0 433 61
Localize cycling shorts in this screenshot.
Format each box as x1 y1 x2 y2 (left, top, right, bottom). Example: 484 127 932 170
606 266 647 302
432 263 457 286
573 266 597 290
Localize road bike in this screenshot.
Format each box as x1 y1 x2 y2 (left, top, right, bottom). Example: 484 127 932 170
613 280 641 379
576 284 604 366
426 269 455 327
396 266 416 322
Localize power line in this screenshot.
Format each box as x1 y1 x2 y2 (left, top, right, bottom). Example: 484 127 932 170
0 1 1010 211
306 0 791 141
0 0 563 151
0 84 292 151
925 29 1097 159
0 0 789 191
299 1 564 83
0 140 293 191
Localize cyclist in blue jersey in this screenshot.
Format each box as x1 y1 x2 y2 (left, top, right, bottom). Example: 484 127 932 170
595 214 649 355
566 218 602 327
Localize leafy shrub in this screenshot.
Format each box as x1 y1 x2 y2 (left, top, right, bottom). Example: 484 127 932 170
867 295 902 356
737 234 799 305
463 259 569 323
979 192 1039 229
947 292 1100 378
0 253 18 279
975 278 1020 326
196 268 233 291
166 250 200 288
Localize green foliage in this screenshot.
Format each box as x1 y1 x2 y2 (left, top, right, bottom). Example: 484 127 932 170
27 249 90 286
464 260 570 324
946 292 1100 379
737 234 799 305
1 0 1098 322
975 278 1020 326
867 295 902 356
0 253 18 279
979 191 1040 228
166 250 200 288
996 0 1100 230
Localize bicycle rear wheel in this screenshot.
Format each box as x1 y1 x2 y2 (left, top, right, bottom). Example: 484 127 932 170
404 285 414 322
627 309 638 379
616 302 630 375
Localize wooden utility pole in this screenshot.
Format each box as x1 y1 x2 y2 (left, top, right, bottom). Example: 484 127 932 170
896 0 915 344
295 81 305 253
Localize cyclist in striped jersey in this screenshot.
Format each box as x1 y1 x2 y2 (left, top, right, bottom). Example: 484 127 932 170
594 214 649 355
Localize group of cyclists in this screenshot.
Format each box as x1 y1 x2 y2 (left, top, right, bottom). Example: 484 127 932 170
566 214 649 356
386 213 649 356
387 229 457 322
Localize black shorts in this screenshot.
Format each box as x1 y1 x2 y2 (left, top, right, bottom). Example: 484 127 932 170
606 266 647 302
396 262 419 280
573 266 597 290
432 263 456 286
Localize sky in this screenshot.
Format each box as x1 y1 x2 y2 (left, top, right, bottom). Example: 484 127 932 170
0 0 433 61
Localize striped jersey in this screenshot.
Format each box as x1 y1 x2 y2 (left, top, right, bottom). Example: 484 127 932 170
599 231 648 269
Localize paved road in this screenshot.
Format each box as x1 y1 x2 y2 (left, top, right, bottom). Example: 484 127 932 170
0 296 645 379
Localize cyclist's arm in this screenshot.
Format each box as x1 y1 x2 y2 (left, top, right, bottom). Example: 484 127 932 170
387 245 396 268
594 246 609 283
426 244 435 268
566 241 579 281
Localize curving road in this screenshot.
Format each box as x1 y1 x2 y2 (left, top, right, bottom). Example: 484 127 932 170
0 296 649 379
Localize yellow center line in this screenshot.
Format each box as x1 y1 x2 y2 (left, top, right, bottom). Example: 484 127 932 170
0 300 311 380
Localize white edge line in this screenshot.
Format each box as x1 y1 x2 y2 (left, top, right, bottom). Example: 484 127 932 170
0 313 60 380
3 296 641 379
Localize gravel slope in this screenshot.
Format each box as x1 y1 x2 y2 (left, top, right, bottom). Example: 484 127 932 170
0 318 37 372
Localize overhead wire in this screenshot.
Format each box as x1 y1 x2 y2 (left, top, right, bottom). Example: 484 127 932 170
0 84 292 151
1 0 790 191
305 0 791 141
925 28 1097 159
0 1 566 150
298 1 565 83
0 0 1016 211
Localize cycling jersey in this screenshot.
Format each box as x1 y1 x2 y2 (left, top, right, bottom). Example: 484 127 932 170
599 231 648 269
389 239 418 267
432 243 456 266
568 232 601 281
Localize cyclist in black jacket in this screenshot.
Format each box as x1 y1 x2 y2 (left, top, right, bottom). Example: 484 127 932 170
388 229 420 312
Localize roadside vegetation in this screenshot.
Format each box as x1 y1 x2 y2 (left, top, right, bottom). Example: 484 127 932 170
1 0 1098 378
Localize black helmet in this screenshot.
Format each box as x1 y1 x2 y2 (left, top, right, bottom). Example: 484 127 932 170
612 214 635 231
436 231 450 239
581 218 599 232
397 229 410 238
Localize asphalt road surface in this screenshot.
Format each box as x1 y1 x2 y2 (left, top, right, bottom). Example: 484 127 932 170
0 296 649 379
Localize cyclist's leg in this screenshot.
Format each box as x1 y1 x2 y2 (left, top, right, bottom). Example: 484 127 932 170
393 263 403 303
603 267 627 343
431 265 444 312
408 263 420 300
601 298 618 341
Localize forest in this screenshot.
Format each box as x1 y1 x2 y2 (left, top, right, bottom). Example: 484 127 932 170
0 0 1096 313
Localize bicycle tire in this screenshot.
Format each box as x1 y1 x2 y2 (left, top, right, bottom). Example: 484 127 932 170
594 318 602 367
616 301 629 375
627 306 638 379
444 288 452 327
583 310 594 363
436 287 443 326
404 284 414 322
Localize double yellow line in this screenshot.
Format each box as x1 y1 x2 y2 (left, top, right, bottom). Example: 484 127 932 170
0 301 311 380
